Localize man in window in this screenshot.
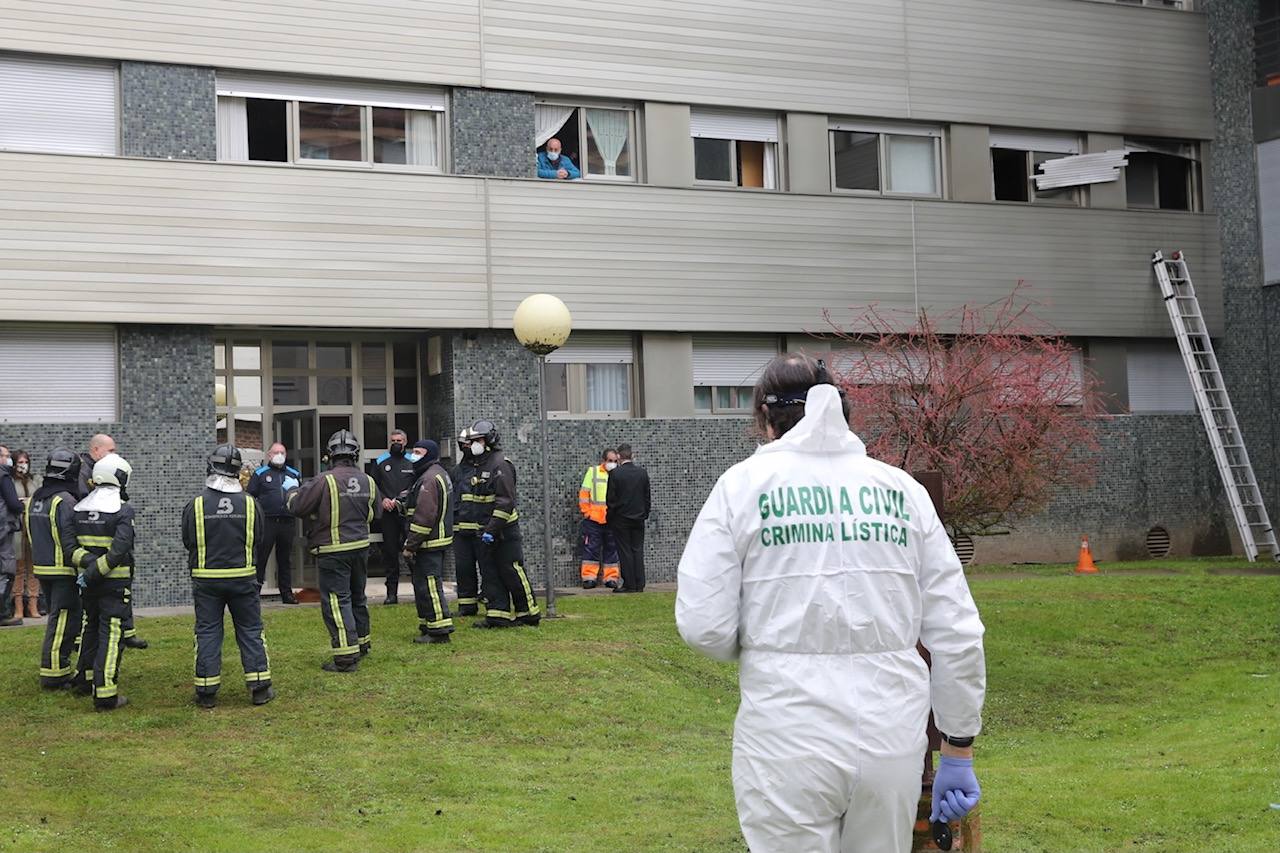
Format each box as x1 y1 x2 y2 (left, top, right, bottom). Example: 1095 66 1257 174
537 138 580 181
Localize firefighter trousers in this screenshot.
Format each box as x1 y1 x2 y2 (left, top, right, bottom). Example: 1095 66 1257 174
75 580 130 707
318 549 370 665
192 577 271 696
38 577 81 687
411 549 454 636
478 524 539 626
452 533 482 615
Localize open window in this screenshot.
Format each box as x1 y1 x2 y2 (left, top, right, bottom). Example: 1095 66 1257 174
535 102 636 181
691 108 780 189
990 130 1083 206
830 121 942 197
1124 138 1200 211
215 72 444 170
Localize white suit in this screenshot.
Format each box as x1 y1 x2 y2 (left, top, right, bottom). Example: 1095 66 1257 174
676 385 985 853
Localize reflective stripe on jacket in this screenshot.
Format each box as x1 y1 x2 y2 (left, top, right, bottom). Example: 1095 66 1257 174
287 464 379 554
181 489 263 579
403 462 454 552
25 488 79 576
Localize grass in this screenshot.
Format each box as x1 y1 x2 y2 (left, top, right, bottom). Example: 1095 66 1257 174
0 558 1276 853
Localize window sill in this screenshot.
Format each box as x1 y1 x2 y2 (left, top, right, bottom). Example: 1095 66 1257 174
547 411 634 420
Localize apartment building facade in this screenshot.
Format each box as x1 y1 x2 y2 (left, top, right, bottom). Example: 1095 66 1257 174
0 0 1274 604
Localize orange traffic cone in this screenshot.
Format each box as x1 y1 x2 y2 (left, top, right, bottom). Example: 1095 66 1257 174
1075 535 1098 574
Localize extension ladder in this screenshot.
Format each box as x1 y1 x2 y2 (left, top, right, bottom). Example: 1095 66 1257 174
1152 250 1279 561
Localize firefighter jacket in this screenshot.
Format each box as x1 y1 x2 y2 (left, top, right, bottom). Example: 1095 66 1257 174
287 462 379 554
456 451 518 537
578 464 610 524
73 490 136 583
24 483 79 577
181 486 265 579
401 462 454 553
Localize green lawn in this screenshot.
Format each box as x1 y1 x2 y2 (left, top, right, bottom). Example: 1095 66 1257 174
1 559 1276 853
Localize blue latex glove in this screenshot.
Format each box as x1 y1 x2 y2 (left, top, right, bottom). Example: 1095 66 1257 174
480 532 495 545
282 476 300 492
76 573 88 590
931 755 981 823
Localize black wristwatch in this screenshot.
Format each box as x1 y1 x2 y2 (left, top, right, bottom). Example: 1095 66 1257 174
941 733 975 748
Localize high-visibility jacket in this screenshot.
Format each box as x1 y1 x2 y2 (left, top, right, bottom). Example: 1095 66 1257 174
287 463 379 554
456 451 519 536
73 496 136 583
181 487 264 579
578 464 609 524
402 462 454 552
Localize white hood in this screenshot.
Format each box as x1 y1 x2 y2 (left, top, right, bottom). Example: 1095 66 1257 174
755 383 866 457
75 485 121 514
205 474 243 494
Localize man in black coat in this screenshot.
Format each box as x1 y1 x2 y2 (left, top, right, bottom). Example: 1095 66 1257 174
605 444 650 593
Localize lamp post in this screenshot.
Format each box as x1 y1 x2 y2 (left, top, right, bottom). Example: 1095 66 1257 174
512 294 572 617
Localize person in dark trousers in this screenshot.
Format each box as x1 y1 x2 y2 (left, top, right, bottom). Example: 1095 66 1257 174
182 444 275 709
457 419 539 629
76 433 147 649
0 445 23 626
372 429 417 605
71 453 135 710
397 440 455 644
451 427 483 617
247 441 301 604
606 444 651 593
25 449 83 687
288 430 380 672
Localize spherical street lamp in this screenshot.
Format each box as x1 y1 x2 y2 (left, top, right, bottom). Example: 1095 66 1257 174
513 294 572 617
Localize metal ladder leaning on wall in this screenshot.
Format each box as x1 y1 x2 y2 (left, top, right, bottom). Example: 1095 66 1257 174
1152 250 1279 562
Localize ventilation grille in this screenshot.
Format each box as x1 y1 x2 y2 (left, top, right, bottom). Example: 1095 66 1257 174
951 533 976 567
1146 526 1172 559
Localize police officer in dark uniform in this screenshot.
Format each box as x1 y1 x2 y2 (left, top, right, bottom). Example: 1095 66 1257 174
398 440 455 643
182 445 275 709
451 426 483 617
288 430 380 672
247 442 301 604
371 429 417 605
457 420 540 629
25 449 82 689
71 453 135 710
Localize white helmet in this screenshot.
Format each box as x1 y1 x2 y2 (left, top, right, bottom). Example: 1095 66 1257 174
92 453 133 490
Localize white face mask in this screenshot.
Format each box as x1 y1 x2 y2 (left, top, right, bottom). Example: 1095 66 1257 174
604 462 617 472
547 151 560 162
407 453 423 464
270 453 286 467
16 462 28 474
470 441 486 457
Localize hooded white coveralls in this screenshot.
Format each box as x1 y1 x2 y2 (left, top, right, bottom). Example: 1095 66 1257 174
676 385 986 853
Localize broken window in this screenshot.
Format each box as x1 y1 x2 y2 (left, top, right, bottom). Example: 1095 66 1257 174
1125 140 1199 211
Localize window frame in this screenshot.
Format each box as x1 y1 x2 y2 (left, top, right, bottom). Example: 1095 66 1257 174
216 94 445 173
693 137 779 190
543 362 636 419
1124 145 1201 212
829 123 944 199
534 99 640 183
990 147 1084 206
693 384 755 415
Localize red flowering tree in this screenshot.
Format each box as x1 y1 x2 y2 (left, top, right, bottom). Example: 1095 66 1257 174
823 286 1102 537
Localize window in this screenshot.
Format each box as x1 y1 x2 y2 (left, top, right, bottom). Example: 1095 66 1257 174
0 55 118 156
692 335 780 415
1126 341 1194 413
1124 139 1200 211
990 130 1083 205
535 102 636 181
691 108 780 189
1259 139 1280 285
830 122 941 197
215 72 444 170
543 333 635 416
0 325 117 423
1114 0 1190 9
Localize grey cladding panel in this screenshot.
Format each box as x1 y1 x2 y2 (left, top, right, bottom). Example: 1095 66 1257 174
913 202 1223 336
486 180 918 331
0 153 490 325
905 0 1214 138
0 0 482 85
482 0 910 116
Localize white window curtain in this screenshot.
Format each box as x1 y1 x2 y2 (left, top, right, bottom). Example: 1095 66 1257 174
585 108 629 176
407 110 438 168
885 135 937 194
586 364 630 412
216 96 249 161
535 104 575 147
764 143 778 190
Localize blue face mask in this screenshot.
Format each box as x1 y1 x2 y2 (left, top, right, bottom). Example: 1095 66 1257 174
407 453 423 464
547 151 560 162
